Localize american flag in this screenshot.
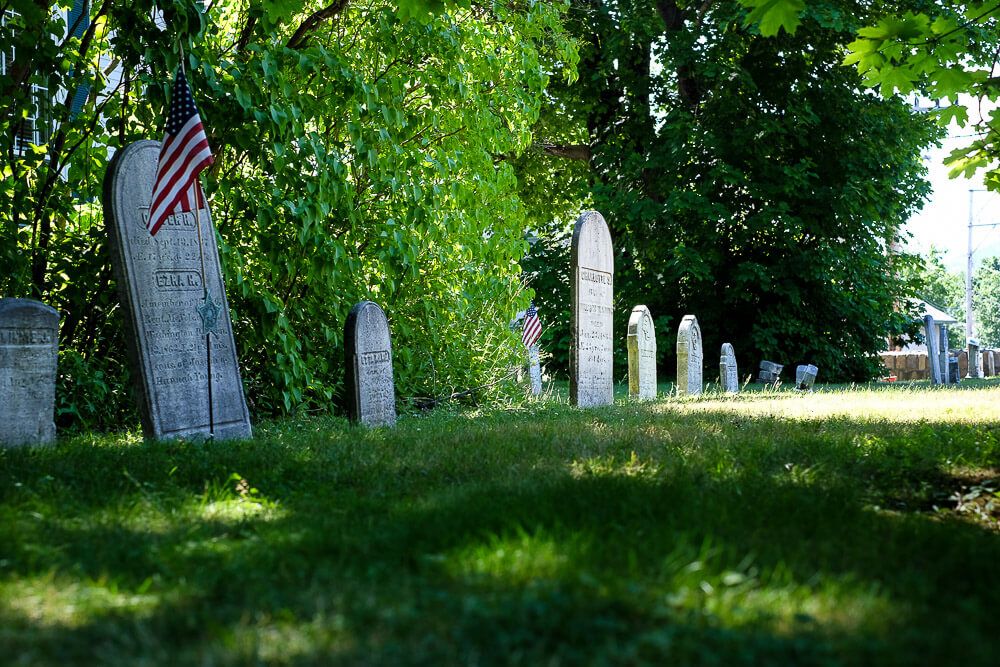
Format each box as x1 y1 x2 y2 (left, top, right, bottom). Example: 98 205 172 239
148 69 214 236
522 303 542 348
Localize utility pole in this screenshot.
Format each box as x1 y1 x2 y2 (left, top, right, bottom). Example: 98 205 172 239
966 188 999 344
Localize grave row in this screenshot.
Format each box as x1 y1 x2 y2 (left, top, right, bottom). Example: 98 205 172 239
3 145 819 447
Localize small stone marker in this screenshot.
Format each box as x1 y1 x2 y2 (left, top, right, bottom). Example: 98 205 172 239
719 343 739 393
104 140 252 440
758 360 783 384
958 350 969 378
937 329 950 384
528 345 543 396
627 305 656 401
570 210 614 407
344 301 396 427
676 315 703 396
0 299 58 447
948 356 960 384
967 339 983 379
983 349 995 376
924 316 941 384
795 364 818 391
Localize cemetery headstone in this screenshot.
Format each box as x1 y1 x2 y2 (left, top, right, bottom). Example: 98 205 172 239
958 350 969 378
719 343 739 393
795 364 818 391
676 315 703 396
924 316 941 384
984 350 996 376
939 328 951 384
570 210 614 407
758 360 783 384
948 356 960 384
627 305 656 401
104 140 252 440
345 301 397 427
0 298 58 447
967 339 983 379
528 345 543 396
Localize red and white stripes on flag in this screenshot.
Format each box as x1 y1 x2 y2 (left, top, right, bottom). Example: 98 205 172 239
148 68 214 237
522 303 542 348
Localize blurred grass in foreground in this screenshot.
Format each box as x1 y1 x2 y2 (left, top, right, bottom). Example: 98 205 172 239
2 380 1000 665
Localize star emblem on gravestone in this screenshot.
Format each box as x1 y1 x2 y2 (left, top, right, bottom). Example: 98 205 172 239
197 292 221 335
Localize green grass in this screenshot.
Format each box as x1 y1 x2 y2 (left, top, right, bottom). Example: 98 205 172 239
3 380 1000 665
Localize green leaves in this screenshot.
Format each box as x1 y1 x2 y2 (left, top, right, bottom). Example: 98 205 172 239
738 0 805 36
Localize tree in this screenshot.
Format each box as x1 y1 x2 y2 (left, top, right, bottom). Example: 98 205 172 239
1 0 578 426
974 256 1000 346
520 0 938 381
741 0 1000 188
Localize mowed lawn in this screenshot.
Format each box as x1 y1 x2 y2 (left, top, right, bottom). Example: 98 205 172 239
3 381 1000 665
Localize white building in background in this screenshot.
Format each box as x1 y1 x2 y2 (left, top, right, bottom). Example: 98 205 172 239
2 1 123 159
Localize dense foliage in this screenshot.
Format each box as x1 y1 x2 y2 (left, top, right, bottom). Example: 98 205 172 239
746 0 1000 186
523 0 938 381
1 0 577 427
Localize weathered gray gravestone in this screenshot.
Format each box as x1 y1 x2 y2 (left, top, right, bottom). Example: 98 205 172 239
948 356 960 383
967 338 983 379
795 364 818 391
345 301 396 427
719 343 739 394
758 360 783 383
924 315 941 384
104 140 252 440
939 328 951 384
676 315 703 396
570 210 614 407
0 299 58 447
627 305 656 401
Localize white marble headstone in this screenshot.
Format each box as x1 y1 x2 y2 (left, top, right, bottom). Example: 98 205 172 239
104 141 252 440
676 315 703 396
345 301 396 427
627 305 656 401
570 211 614 407
719 343 738 394
0 298 58 447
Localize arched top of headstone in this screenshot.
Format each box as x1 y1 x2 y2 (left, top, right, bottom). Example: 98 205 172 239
105 140 161 218
628 305 653 339
571 210 613 274
345 300 392 353
0 298 59 327
677 315 701 351
721 342 734 358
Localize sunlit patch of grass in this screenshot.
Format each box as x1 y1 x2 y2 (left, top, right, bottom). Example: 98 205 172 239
0 573 164 628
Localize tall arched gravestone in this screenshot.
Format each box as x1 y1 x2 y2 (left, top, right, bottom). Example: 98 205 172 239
0 298 58 447
570 211 614 407
720 343 738 394
345 301 396 427
676 315 703 396
104 141 252 440
627 305 656 401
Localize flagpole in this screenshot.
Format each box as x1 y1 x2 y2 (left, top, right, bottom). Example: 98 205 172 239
178 43 215 438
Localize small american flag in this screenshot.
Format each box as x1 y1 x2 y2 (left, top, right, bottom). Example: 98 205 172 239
522 303 542 348
148 69 214 236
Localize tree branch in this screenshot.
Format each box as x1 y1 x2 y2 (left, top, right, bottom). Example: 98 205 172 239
535 142 592 161
286 0 350 50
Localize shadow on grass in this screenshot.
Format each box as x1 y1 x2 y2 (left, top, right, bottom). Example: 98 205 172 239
2 404 1000 665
